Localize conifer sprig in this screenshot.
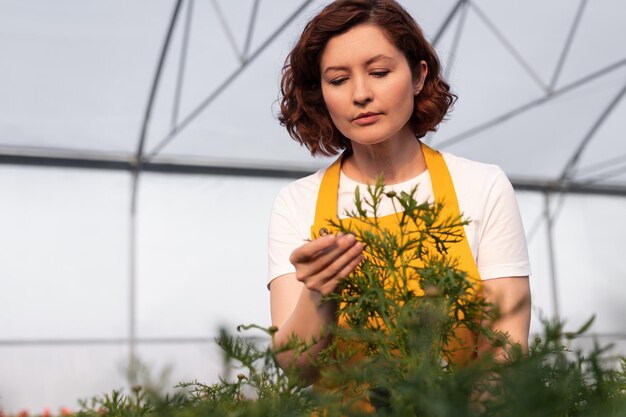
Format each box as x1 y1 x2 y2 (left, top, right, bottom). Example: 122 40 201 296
65 178 626 417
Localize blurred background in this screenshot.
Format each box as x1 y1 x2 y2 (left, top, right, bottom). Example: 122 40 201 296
1 0 625 413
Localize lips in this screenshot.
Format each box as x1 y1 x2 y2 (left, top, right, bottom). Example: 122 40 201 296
353 112 381 125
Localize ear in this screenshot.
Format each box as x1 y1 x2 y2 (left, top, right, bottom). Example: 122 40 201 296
413 60 428 95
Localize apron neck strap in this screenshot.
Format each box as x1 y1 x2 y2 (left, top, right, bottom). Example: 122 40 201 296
313 155 342 228
313 142 461 226
420 142 460 209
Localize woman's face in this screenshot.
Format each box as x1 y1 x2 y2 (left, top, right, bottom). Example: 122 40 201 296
320 23 426 148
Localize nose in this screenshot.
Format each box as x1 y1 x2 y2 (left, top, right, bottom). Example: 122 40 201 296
352 76 373 105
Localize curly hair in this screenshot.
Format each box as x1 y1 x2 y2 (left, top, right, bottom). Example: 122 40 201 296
278 0 456 157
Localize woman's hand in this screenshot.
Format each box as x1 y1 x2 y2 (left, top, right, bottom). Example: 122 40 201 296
270 233 363 382
289 233 364 296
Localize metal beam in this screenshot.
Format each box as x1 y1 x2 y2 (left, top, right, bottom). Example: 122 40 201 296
438 57 626 149
171 0 194 130
211 0 243 61
469 1 548 92
582 164 626 185
544 193 561 322
432 0 467 47
136 0 184 169
2 150 626 196
0 150 315 179
511 177 626 197
243 0 261 61
1 332 624 347
0 336 267 347
0 152 132 171
559 80 626 181
549 0 587 91
575 153 626 178
443 0 469 80
129 1 187 374
146 0 314 160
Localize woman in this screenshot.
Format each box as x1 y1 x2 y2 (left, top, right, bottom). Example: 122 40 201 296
268 0 531 385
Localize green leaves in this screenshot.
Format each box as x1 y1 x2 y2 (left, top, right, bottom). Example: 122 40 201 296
73 177 626 417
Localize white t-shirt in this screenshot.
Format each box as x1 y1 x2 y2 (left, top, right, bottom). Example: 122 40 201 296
267 152 531 286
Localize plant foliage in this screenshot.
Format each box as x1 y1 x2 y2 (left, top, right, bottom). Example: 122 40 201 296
71 179 625 417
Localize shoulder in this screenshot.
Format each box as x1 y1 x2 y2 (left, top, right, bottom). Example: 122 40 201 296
267 166 327 284
272 168 325 213
441 151 513 205
439 151 530 279
269 166 327 238
442 151 508 186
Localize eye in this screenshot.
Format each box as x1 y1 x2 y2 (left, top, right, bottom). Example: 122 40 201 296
329 77 348 86
371 70 390 78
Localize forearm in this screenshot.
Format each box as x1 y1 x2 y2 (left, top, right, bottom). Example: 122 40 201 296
477 277 531 360
478 306 530 359
273 286 337 384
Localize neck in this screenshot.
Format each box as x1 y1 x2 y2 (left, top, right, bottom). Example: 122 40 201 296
342 132 426 185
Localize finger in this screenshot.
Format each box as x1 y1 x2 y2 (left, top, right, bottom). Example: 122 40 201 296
321 240 363 279
289 234 337 264
337 252 364 279
303 240 363 289
301 234 359 276
316 252 364 296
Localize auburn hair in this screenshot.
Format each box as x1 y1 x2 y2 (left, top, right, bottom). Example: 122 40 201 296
278 0 456 157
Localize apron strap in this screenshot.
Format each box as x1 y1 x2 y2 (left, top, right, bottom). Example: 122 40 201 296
313 155 342 230
311 141 482 364
421 142 460 210
312 143 479 286
313 143 458 227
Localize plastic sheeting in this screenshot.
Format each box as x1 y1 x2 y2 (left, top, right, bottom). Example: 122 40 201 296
1 0 625 412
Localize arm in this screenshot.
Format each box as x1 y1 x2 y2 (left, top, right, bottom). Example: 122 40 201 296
269 233 363 384
477 276 531 359
470 167 531 359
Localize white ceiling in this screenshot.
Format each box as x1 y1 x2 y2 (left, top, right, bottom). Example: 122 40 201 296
1 0 625 185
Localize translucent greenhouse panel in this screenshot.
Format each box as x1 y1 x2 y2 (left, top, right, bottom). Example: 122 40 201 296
0 0 173 153
135 173 291 338
459 0 581 86
515 192 557 334
557 0 626 88
139 0 324 167
144 0 242 153
147 0 468 171
443 66 626 180
0 345 127 414
573 86 626 188
439 3 546 136
0 166 130 339
403 0 461 38
517 192 626 351
133 341 263 392
568 336 626 363
553 194 626 343
148 5 332 171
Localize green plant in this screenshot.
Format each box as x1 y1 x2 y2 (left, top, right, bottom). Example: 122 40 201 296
72 178 625 417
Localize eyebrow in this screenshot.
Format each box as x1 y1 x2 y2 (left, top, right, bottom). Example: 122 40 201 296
323 54 395 75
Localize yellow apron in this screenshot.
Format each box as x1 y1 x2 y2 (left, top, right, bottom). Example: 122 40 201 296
309 143 483 410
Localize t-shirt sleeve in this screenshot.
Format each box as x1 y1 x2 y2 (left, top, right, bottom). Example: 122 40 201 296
476 169 531 279
267 188 302 287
